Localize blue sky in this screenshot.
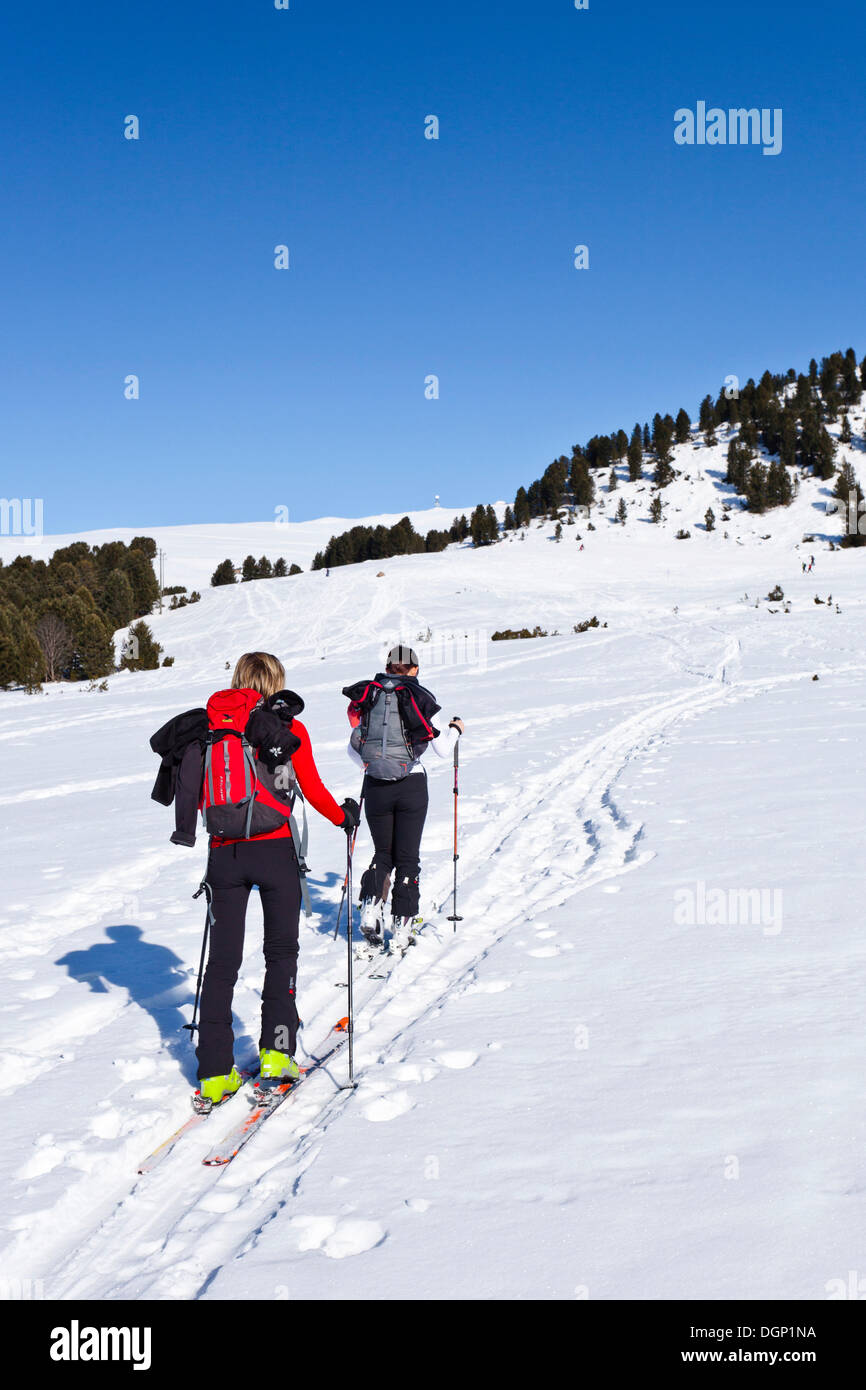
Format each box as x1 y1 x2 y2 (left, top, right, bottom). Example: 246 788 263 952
2 0 864 532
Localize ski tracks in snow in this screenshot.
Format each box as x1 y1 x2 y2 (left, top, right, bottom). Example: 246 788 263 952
1 649 821 1297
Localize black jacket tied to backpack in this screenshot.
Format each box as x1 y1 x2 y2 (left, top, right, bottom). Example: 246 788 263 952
150 708 208 807
342 673 441 766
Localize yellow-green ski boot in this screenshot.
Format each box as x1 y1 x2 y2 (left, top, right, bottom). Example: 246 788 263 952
259 1048 300 1088
194 1066 244 1113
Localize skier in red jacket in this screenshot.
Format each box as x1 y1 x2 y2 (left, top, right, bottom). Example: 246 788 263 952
151 652 359 1108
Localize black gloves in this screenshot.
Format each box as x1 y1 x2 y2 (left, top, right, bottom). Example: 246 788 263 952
340 797 361 834
265 689 305 720
245 708 301 770
448 715 464 734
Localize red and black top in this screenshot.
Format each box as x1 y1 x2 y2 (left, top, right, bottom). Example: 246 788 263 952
212 715 344 846
154 688 343 848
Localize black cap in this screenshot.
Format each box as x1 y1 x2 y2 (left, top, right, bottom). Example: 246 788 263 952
386 643 419 668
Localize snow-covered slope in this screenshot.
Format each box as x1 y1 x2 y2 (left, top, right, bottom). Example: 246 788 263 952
4 393 864 594
1 412 865 1301
0 504 484 595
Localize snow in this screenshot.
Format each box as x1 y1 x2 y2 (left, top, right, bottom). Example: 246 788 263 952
0 414 865 1300
0 504 485 595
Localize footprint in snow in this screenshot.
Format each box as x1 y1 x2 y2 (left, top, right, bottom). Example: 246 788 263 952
434 1051 478 1070
17 1143 66 1181
18 984 58 1001
393 1063 439 1084
527 945 561 958
405 1197 431 1213
291 1215 386 1259
114 1057 157 1082
322 1220 386 1260
363 1091 414 1123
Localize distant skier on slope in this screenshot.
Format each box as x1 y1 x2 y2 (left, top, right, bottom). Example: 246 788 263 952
150 651 359 1108
342 644 464 947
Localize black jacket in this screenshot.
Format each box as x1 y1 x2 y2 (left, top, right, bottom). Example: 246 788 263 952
342 673 442 755
149 708 207 806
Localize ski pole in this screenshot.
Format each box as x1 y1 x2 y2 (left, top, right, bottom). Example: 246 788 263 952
184 877 214 1041
446 730 462 930
346 833 355 1084
333 778 366 941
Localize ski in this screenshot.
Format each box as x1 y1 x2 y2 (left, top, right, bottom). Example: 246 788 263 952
354 916 426 966
137 1112 207 1175
136 1065 258 1175
141 919 430 1173
201 1017 351 1167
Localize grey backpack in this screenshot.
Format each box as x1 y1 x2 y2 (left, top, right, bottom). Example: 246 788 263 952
350 677 415 779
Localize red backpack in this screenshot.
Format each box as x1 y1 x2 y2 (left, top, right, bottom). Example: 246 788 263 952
200 690 306 852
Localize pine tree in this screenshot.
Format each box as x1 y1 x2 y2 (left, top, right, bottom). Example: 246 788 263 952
122 548 160 617
766 461 792 507
102 569 136 629
654 457 674 488
121 620 163 671
650 496 663 524
608 467 618 492
705 507 715 532
78 612 115 679
0 605 43 689
211 559 236 587
725 439 748 493
745 463 769 513
241 555 258 582
779 412 798 468
470 505 490 547
675 408 691 444
698 395 717 444
840 415 852 443
256 556 274 579
834 460 858 497
504 505 515 530
570 459 595 510
485 505 498 542
616 497 627 524
273 557 288 577
627 425 643 481
513 488 531 528
289 564 303 576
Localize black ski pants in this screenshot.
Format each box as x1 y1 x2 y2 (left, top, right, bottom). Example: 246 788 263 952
360 772 429 918
196 838 301 1080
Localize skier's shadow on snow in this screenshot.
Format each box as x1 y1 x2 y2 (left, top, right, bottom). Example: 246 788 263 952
305 868 362 940
55 925 201 1081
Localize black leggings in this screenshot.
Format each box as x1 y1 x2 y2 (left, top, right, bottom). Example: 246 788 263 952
196 838 301 1080
361 773 429 918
